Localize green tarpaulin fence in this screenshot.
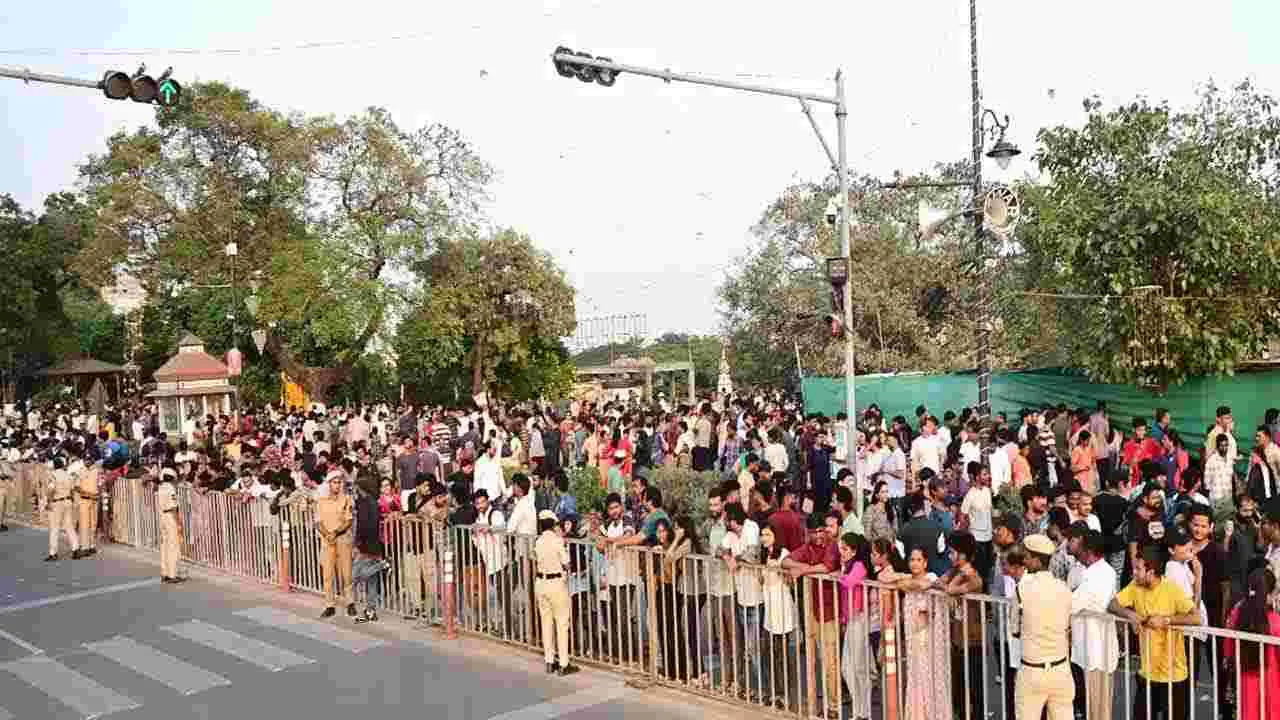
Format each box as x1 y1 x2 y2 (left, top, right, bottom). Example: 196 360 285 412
801 368 1280 454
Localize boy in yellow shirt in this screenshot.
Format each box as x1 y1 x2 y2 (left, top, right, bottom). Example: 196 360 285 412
1108 544 1200 720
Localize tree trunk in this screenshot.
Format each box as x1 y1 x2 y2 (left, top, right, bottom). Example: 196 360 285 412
264 303 386 404
470 341 485 398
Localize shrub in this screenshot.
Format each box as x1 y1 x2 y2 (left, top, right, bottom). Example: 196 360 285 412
648 465 717 528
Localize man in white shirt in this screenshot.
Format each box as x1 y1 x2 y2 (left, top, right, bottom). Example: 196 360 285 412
721 501 762 694
961 465 995 580
763 428 789 474
958 425 981 469
473 443 507 502
1070 531 1119 720
600 492 641 663
990 429 1014 494
473 488 509 633
909 416 944 493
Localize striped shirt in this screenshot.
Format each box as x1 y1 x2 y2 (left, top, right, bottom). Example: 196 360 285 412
431 422 453 463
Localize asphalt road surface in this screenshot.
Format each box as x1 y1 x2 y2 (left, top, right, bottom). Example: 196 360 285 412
0 524 750 720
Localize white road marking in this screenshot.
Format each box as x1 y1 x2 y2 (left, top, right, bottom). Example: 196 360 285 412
0 626 42 655
85 636 230 696
162 620 314 672
234 606 388 654
1 655 140 719
484 683 635 720
0 579 160 616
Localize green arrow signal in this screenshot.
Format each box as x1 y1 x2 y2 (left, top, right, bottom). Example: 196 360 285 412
158 79 179 106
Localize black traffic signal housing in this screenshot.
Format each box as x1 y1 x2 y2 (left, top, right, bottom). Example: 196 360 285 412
100 66 181 106
552 46 618 87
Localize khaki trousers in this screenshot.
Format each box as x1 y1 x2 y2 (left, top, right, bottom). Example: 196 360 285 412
78 497 98 549
805 608 840 714
321 536 354 606
159 512 180 578
48 499 79 556
1016 663 1074 720
536 577 572 666
1085 669 1113 720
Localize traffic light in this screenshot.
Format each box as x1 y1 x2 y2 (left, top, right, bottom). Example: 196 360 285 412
551 46 618 87
100 66 181 106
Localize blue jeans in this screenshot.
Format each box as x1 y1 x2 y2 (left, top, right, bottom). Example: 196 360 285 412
352 556 383 610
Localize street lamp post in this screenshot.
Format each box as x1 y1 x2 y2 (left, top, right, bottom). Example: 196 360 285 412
550 50 857 510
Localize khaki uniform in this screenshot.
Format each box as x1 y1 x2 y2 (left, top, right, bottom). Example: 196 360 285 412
46 468 79 556
77 465 100 550
315 493 354 607
533 529 571 666
157 480 181 578
0 461 13 527
1016 570 1075 720
28 462 52 524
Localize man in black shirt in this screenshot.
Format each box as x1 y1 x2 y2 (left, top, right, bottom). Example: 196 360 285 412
1188 503 1230 715
1123 482 1165 586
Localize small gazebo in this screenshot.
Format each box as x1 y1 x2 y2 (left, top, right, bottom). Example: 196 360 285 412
38 356 127 411
147 332 237 439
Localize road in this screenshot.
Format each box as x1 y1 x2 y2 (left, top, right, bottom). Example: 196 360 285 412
0 524 748 720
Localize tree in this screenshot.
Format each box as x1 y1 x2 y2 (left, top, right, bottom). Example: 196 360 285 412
395 229 576 398
718 167 986 388
1017 82 1280 384
76 82 492 401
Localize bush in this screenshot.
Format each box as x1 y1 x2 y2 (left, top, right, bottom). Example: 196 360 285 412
648 465 718 528
994 482 1024 519
567 466 607 515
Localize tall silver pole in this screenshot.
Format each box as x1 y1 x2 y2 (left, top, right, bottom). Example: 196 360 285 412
836 71 859 515
970 0 992 420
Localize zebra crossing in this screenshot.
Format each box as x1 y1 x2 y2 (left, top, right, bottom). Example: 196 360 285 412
0 606 391 719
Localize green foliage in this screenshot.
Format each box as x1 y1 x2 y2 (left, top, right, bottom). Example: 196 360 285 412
1017 81 1280 384
76 82 493 400
994 481 1024 519
718 167 988 386
566 466 608 515
396 228 576 400
648 466 717 528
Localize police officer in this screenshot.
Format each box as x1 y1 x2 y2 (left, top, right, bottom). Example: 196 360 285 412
77 457 102 555
1016 533 1074 720
157 467 185 583
44 456 80 561
533 509 578 676
315 470 355 618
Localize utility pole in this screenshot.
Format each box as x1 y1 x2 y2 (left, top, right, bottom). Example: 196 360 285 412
550 49 856 510
969 0 992 421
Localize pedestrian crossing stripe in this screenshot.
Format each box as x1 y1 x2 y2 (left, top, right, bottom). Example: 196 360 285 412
85 636 231 696
0 614 385 717
161 619 316 672
234 606 388 654
1 655 139 719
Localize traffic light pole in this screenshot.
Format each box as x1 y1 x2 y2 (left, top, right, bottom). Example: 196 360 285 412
0 65 102 91
550 52 858 512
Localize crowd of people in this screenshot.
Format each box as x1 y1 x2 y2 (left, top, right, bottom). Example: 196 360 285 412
4 394 1280 720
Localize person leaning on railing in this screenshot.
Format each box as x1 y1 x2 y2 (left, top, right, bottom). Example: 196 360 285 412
1108 543 1200 720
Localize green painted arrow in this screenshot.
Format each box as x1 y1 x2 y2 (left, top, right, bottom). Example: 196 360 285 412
159 79 178 105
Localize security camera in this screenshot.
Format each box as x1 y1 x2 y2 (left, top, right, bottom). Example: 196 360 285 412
824 198 839 226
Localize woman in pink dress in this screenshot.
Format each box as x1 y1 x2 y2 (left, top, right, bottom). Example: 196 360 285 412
883 547 951 720
1226 568 1280 720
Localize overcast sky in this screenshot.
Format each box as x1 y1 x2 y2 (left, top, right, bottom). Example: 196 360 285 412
2 0 1276 339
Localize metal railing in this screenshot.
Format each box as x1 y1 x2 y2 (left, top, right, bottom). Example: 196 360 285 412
13 467 1280 720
